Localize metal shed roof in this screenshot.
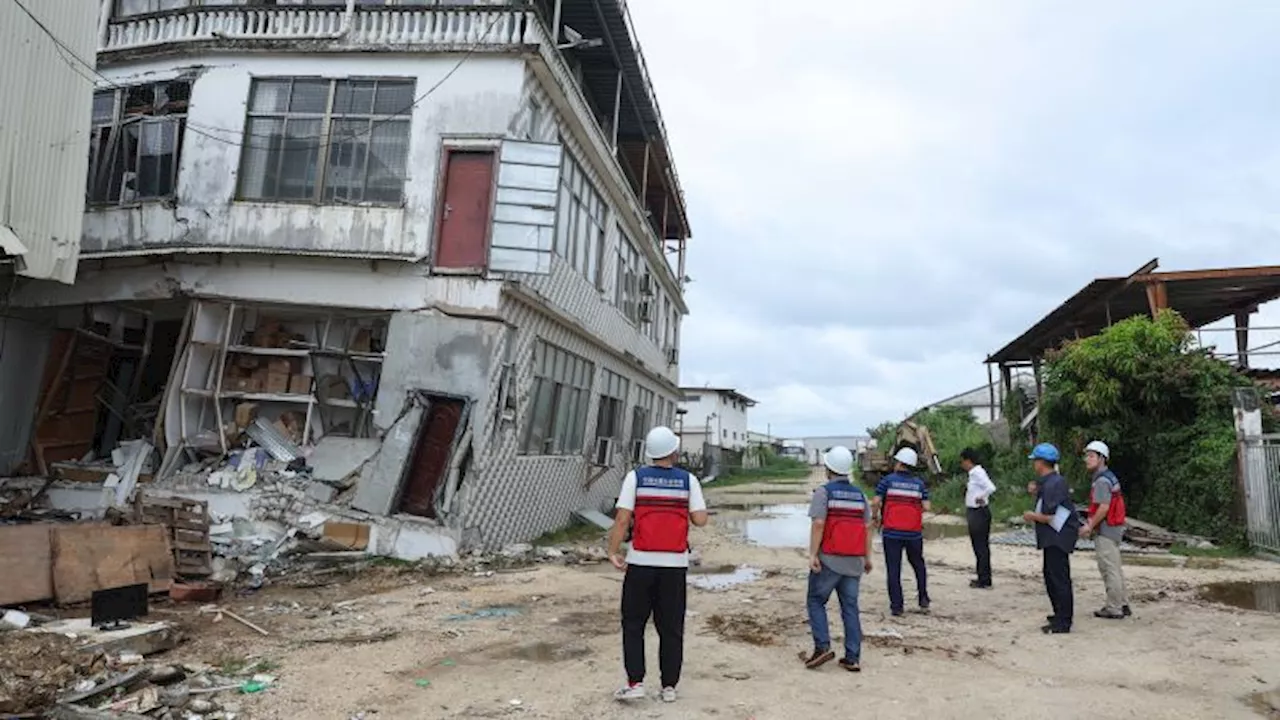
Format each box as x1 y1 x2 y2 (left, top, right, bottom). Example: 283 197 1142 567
987 260 1280 364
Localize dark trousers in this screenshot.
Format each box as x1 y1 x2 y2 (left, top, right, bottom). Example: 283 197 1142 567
1042 547 1074 629
883 536 930 612
621 565 687 688
967 506 992 585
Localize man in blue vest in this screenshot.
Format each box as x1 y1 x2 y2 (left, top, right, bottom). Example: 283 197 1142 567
802 446 874 672
872 447 932 617
1022 442 1080 634
608 426 708 704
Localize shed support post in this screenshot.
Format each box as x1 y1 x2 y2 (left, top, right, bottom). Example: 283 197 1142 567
1236 310 1251 369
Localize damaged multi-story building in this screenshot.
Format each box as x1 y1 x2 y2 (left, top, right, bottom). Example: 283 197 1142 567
0 0 692 556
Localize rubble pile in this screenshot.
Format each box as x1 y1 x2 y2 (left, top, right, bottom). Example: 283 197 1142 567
0 632 100 714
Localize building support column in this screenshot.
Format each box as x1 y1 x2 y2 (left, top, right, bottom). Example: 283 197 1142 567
1145 280 1168 316
1236 310 1251 369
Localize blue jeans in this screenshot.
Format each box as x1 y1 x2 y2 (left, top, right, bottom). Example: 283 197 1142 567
806 564 863 662
883 536 930 613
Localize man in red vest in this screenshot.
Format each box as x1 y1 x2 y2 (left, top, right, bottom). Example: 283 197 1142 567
608 426 708 704
1078 440 1130 619
802 446 874 672
872 447 932 616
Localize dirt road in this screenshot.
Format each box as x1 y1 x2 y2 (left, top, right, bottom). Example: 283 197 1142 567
173 470 1280 719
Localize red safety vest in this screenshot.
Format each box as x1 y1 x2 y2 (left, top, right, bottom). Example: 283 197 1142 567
882 475 925 533
820 480 868 556
1088 469 1127 527
631 466 691 553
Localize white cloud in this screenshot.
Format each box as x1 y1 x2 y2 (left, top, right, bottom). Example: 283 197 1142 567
629 0 1280 436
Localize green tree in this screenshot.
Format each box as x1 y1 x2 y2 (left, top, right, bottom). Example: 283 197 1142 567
1039 310 1263 542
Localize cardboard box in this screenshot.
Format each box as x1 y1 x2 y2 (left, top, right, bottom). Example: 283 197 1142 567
351 328 372 353
228 375 261 393
252 319 283 348
322 522 370 551
289 374 312 395
264 371 290 394
234 402 258 429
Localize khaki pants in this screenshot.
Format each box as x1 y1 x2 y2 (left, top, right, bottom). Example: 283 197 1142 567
1094 534 1128 612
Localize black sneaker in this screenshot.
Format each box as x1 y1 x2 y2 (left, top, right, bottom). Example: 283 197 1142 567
918 604 931 615
1041 623 1070 634
1094 609 1125 620
1046 615 1058 623
1122 605 1132 617
803 648 835 669
891 609 904 617
969 580 992 589
838 658 861 672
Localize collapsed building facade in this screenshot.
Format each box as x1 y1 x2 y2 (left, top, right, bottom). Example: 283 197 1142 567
0 0 691 556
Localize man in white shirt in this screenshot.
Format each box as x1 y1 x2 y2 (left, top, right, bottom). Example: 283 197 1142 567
608 426 708 705
959 448 997 589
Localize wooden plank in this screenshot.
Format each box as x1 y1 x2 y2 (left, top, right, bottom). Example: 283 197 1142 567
0 525 54 605
51 525 174 604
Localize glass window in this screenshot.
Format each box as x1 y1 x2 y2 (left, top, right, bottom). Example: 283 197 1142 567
238 78 414 204
87 80 190 205
521 340 595 455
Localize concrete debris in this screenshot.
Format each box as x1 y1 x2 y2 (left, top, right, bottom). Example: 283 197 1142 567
2 609 32 630
30 619 179 659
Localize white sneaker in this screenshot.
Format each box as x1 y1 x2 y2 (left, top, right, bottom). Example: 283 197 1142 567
661 687 677 703
613 683 645 701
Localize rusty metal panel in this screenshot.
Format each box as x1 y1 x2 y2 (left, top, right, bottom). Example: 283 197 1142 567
0 0 98 284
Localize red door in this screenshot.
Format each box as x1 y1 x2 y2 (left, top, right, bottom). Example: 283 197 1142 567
399 397 465 519
434 150 495 270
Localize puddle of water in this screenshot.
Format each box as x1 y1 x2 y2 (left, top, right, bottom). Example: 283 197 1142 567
721 503 973 547
444 606 523 622
688 565 763 590
1199 581 1280 613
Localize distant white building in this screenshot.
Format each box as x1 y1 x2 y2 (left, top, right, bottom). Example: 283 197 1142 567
920 373 1038 424
678 387 756 452
784 435 874 466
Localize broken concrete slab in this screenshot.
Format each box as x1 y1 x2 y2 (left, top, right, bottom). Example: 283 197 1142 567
574 508 613 531
309 437 380 485
352 403 424 516
32 619 178 658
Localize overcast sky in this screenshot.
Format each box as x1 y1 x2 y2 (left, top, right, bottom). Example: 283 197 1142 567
628 0 1280 438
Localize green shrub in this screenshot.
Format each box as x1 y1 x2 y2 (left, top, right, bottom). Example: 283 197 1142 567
1039 310 1265 543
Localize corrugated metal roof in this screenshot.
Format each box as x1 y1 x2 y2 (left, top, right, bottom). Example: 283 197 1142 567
0 0 98 285
988 262 1280 364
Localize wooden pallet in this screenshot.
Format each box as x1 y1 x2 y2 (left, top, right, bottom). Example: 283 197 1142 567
134 494 213 577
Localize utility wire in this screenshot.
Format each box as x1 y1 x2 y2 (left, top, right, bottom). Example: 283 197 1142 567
9 0 510 153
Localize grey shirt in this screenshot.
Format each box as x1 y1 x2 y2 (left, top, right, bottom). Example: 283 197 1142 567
809 486 866 577
1091 469 1125 542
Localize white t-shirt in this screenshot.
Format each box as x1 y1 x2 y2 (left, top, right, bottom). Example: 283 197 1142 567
615 468 706 568
965 465 997 509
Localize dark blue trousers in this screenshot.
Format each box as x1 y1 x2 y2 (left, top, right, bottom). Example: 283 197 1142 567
883 536 930 612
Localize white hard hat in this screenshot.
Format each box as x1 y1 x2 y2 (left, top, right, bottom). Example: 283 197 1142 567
893 447 919 468
644 426 680 459
1085 440 1110 459
824 446 854 476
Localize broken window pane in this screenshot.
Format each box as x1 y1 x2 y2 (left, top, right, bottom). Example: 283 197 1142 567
86 81 188 205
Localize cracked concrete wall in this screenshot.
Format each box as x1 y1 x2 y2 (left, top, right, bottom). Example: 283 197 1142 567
80 54 526 259
351 311 504 517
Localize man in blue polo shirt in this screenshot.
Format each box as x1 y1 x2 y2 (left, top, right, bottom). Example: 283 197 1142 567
1022 442 1080 634
872 447 931 617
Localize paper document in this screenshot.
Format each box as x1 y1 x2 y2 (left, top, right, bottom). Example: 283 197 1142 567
1034 499 1043 514
1049 505 1072 533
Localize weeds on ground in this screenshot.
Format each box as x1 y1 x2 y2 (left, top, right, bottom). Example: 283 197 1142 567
533 520 604 546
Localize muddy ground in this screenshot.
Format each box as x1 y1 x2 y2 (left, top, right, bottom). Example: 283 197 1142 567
51 470 1280 719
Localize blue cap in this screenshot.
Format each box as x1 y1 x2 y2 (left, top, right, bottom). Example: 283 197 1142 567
1028 443 1060 463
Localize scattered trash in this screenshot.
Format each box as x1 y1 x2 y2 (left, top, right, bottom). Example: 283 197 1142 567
415 679 431 688
239 680 269 694
1 609 32 630
440 659 456 667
